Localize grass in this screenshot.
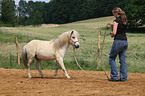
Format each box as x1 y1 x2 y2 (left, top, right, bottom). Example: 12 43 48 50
0 16 145 73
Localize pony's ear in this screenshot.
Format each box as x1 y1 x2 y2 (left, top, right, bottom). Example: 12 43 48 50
70 31 73 36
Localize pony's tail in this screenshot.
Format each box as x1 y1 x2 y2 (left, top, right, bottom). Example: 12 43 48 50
22 45 28 68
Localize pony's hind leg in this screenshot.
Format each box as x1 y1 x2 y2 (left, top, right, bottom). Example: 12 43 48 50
36 60 45 78
55 61 59 78
28 59 33 78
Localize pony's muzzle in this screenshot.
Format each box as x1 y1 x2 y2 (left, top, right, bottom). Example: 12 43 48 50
74 44 80 48
74 42 80 48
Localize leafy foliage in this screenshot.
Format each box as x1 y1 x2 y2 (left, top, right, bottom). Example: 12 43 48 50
18 0 45 26
16 0 125 25
125 0 145 29
1 0 16 26
0 0 144 30
43 0 125 24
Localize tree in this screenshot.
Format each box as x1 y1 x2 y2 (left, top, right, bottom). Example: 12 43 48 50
17 0 128 25
125 0 145 29
0 0 2 13
1 0 16 26
18 0 29 25
0 0 2 22
27 1 45 26
18 0 46 25
44 0 126 24
29 10 43 26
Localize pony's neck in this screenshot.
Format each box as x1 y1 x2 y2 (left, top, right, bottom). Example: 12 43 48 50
54 38 70 57
53 32 70 50
62 42 70 51
59 39 70 50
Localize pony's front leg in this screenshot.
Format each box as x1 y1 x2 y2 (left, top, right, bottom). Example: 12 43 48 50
56 58 70 79
55 61 59 78
36 60 45 78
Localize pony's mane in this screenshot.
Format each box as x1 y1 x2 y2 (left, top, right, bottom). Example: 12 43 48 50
53 30 79 49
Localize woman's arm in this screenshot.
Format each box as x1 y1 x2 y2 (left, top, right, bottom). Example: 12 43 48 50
111 21 118 37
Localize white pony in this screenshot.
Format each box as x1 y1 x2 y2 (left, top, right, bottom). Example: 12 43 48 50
22 30 80 79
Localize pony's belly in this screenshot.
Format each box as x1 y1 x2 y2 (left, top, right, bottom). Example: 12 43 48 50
37 55 56 61
36 45 56 61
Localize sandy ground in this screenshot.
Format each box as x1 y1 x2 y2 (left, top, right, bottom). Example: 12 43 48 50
0 68 145 96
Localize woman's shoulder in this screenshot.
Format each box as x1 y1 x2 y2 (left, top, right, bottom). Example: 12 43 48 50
114 17 121 23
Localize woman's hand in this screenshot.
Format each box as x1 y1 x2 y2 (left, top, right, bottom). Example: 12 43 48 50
111 32 115 38
108 23 113 27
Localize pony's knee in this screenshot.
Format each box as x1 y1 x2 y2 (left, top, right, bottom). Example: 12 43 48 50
27 63 30 66
36 63 40 68
28 59 33 66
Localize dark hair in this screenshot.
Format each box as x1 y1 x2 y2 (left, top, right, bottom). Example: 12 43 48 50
113 7 128 26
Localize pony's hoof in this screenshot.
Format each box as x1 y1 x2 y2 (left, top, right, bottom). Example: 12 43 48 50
67 76 71 79
55 76 59 79
41 75 45 78
28 76 32 78
41 76 45 78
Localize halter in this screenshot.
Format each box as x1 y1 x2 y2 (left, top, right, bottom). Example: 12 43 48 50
70 38 79 44
70 38 79 52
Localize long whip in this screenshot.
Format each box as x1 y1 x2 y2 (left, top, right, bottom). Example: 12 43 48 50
100 23 110 79
100 23 139 79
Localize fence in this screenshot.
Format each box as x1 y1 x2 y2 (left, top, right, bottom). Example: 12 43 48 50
0 36 145 73
0 27 145 73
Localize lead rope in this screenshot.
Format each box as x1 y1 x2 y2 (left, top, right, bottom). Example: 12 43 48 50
72 24 110 80
73 23 139 80
73 46 107 80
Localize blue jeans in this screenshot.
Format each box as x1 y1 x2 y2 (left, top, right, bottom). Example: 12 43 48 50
109 40 128 81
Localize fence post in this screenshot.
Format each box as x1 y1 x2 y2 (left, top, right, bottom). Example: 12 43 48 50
96 30 101 69
15 37 20 67
9 53 12 66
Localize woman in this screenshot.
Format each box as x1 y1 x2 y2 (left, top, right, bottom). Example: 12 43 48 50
108 7 128 82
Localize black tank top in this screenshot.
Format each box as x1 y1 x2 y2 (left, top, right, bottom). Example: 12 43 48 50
114 16 127 40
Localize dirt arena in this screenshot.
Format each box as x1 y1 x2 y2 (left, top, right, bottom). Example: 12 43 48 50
0 68 145 96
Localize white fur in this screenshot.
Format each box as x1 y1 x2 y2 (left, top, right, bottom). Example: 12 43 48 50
22 30 80 79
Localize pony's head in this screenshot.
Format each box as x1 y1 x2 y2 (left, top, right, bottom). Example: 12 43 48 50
54 30 80 49
69 30 80 49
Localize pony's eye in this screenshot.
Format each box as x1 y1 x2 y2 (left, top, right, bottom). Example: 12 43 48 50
72 37 75 39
